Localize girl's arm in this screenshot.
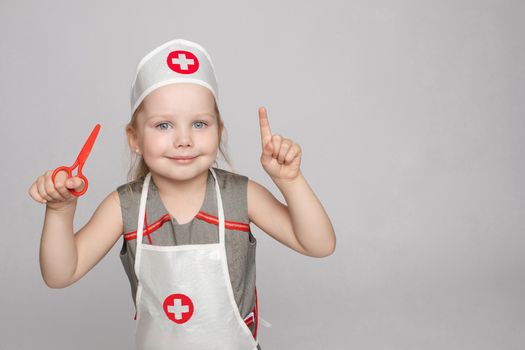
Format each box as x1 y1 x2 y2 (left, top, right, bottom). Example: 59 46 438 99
248 173 335 258
40 191 123 288
249 107 336 258
35 170 123 288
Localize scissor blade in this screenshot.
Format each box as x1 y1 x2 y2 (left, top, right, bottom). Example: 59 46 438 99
76 124 101 164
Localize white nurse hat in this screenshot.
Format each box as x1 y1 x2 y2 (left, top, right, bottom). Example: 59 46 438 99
130 38 219 117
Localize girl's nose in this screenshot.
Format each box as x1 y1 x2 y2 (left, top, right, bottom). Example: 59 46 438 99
173 127 193 147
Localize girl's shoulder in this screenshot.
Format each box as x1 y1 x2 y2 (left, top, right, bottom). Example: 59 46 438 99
211 166 249 182
115 176 146 210
211 167 251 196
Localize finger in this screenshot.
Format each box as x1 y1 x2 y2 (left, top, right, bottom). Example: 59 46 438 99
284 144 301 163
271 135 282 159
51 169 69 184
259 107 272 148
37 176 53 201
48 168 70 198
55 176 76 200
277 139 292 164
261 137 274 163
28 182 47 204
65 176 85 192
262 137 273 157
45 172 68 201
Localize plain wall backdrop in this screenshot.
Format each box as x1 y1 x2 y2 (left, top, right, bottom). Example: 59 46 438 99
1 0 524 349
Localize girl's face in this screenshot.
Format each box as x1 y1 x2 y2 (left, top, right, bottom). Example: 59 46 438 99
131 83 220 182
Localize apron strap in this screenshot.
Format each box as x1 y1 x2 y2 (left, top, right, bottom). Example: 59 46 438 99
133 172 152 282
210 167 225 246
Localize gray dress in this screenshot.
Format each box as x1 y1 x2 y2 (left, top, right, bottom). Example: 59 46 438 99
117 167 262 349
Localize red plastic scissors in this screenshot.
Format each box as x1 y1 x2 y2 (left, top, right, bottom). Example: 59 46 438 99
52 124 101 197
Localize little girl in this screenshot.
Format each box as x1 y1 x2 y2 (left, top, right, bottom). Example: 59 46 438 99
29 38 336 350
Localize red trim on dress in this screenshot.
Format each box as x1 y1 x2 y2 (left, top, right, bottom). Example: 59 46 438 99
195 212 251 232
124 212 171 241
254 286 259 340
245 314 254 327
243 286 259 340
124 211 250 240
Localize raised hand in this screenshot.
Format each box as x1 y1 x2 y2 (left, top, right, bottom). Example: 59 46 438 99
28 170 85 210
258 106 302 182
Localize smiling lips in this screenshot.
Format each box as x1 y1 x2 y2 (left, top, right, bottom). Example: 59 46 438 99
170 156 196 160
168 155 197 163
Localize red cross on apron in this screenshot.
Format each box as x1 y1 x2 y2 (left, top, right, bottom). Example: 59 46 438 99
163 293 194 324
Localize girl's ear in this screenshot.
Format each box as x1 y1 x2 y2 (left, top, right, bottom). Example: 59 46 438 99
126 126 140 153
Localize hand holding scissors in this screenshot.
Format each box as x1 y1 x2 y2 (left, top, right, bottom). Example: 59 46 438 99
52 124 101 197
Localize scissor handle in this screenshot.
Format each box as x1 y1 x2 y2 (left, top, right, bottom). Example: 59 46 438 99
52 166 89 197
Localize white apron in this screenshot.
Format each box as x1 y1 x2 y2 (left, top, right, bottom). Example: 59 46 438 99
133 169 259 350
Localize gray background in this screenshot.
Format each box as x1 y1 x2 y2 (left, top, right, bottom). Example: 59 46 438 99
1 0 524 349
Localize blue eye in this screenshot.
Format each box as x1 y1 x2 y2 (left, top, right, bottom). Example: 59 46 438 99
155 121 207 130
194 121 208 129
156 122 170 130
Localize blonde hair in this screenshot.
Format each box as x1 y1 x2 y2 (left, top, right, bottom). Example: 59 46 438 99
124 98 235 183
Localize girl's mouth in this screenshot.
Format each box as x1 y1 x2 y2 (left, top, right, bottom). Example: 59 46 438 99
168 156 198 163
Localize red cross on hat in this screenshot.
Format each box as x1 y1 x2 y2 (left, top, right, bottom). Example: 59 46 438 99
166 50 200 74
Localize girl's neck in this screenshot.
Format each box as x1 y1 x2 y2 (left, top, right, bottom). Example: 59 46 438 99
151 169 209 199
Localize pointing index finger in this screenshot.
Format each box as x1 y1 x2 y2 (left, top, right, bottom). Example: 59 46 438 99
259 106 272 147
